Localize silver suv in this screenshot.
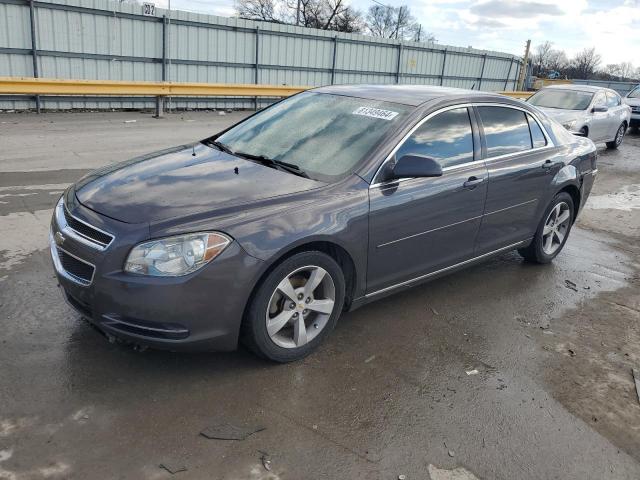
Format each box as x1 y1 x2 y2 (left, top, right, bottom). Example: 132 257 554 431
527 85 630 149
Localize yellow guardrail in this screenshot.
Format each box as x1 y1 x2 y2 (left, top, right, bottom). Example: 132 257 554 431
499 91 533 99
0 77 307 97
0 76 533 103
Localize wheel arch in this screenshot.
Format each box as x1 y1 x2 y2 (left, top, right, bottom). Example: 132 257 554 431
557 184 581 222
244 239 360 318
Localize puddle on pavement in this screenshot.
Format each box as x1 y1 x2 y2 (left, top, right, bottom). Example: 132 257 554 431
586 184 640 211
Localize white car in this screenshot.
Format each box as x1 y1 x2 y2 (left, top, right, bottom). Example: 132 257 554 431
623 85 640 131
527 85 631 149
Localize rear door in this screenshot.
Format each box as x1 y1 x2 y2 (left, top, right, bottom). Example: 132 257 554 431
367 106 488 294
589 92 610 142
605 91 626 139
474 105 559 255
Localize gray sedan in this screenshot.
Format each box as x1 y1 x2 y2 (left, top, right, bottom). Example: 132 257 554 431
527 84 630 149
50 85 597 362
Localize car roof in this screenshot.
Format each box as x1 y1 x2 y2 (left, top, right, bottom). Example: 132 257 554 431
311 84 493 107
541 84 618 95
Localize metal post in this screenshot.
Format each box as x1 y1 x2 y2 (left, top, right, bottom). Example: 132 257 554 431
440 49 447 86
330 36 338 85
154 96 165 118
477 53 487 90
396 43 403 84
162 16 168 81
254 26 260 110
28 0 40 113
154 15 168 118
503 58 514 90
517 39 531 91
513 62 520 90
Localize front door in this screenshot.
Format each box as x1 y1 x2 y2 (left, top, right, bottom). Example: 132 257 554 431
367 107 488 294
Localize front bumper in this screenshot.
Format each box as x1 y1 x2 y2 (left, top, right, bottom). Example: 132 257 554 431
50 194 263 352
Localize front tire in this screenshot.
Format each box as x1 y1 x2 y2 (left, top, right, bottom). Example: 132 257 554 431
518 192 575 264
241 251 345 362
606 123 626 149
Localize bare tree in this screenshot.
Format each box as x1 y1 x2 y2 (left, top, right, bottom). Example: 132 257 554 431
365 4 431 41
532 41 554 76
571 47 601 79
547 50 568 73
237 0 364 32
618 62 635 80
236 0 283 22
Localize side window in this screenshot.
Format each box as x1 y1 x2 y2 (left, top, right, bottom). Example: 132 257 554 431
395 108 474 169
477 106 532 158
593 92 606 107
606 92 620 107
527 114 547 149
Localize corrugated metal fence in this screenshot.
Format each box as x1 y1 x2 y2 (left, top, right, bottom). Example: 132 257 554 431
0 0 523 110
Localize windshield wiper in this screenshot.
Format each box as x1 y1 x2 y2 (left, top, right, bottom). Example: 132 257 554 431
204 139 234 155
234 151 310 178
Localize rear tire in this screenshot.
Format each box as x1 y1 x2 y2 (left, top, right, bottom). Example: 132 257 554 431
241 251 345 363
518 192 575 264
606 123 626 149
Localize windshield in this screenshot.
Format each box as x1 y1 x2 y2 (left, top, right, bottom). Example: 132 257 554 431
528 89 594 110
628 87 640 99
215 92 411 182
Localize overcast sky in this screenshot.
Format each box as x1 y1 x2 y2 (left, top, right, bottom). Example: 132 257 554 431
153 0 640 66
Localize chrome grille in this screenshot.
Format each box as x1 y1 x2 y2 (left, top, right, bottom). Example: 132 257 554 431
55 198 114 250
49 231 96 287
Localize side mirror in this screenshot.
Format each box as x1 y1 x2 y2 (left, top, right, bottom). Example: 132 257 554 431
393 155 443 179
592 105 608 113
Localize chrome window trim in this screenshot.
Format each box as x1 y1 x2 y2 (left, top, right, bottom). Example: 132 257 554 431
370 102 556 188
49 230 96 287
365 239 529 298
55 198 114 251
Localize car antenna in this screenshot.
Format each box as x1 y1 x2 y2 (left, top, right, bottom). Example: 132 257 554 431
192 145 196 156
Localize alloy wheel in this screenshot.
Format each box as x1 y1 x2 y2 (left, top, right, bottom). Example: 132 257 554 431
615 124 625 146
542 201 571 255
266 265 336 349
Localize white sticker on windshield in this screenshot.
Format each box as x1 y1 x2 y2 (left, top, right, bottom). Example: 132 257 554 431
352 106 399 121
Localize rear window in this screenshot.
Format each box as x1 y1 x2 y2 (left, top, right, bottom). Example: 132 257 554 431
477 106 532 158
527 114 547 149
528 89 594 110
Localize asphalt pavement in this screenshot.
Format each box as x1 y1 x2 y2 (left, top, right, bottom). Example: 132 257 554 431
1 110 639 480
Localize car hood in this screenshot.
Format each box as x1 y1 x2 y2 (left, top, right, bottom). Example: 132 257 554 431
536 107 586 124
74 143 322 224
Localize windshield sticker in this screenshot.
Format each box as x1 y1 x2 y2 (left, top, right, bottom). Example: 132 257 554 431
352 106 399 121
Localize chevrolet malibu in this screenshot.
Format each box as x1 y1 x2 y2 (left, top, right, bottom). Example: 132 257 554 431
527 84 630 148
51 85 597 362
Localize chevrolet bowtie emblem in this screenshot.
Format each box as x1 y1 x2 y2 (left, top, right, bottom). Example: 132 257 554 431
54 231 66 247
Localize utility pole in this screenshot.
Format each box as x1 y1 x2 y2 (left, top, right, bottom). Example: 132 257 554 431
296 0 301 26
517 39 531 91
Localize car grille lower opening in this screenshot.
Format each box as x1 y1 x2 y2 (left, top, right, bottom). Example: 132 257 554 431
57 248 95 285
63 207 113 247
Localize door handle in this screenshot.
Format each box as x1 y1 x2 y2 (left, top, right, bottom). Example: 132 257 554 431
542 160 555 169
463 176 484 188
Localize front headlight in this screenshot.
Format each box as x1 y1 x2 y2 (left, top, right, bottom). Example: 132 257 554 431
124 232 231 277
562 120 577 131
